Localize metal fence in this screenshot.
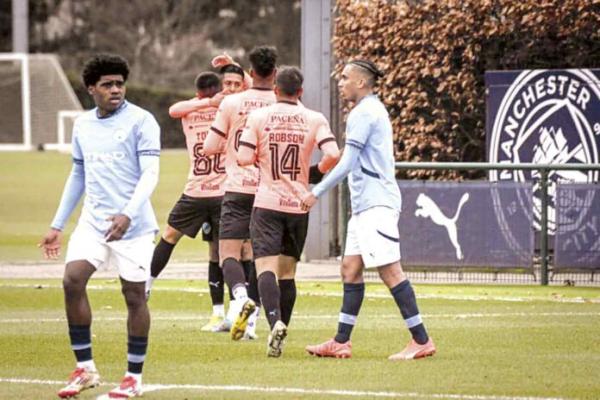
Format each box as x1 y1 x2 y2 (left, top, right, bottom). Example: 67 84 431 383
360 162 600 286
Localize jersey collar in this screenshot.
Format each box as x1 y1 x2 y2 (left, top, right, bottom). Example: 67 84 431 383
96 100 128 119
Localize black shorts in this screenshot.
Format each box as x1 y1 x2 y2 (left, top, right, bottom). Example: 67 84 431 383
219 192 255 240
250 207 309 261
167 194 222 241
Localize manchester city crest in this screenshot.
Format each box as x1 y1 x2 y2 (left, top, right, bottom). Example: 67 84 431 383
487 69 600 234
113 128 128 142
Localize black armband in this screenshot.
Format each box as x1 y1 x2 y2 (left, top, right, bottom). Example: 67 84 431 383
309 164 325 184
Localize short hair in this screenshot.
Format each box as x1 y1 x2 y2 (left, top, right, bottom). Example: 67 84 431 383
220 64 244 78
82 54 129 87
276 66 303 96
348 59 384 87
194 71 221 91
248 45 278 78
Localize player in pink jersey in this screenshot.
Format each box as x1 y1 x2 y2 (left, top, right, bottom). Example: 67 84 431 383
145 70 242 332
204 46 278 341
238 66 340 357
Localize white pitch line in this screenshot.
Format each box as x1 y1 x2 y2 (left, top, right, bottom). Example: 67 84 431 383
0 377 570 400
1 283 598 304
0 312 598 324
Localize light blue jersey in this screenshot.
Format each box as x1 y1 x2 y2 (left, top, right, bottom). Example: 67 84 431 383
313 94 401 213
51 101 161 239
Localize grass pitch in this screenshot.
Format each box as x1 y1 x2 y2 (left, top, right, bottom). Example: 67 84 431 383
0 280 599 399
0 151 208 263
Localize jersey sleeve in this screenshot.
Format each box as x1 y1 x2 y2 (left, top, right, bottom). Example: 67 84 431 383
210 97 232 139
345 109 372 150
239 110 260 150
314 113 336 150
71 123 84 165
136 113 161 157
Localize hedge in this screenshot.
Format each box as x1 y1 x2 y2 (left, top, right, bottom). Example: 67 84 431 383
333 0 600 179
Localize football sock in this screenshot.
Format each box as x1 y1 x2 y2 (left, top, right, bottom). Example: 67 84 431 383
278 279 296 326
222 258 248 300
145 276 155 294
212 304 225 317
334 282 364 344
258 271 280 329
242 260 261 306
127 335 148 374
208 260 224 306
69 324 95 369
150 238 175 278
390 280 429 345
228 283 234 301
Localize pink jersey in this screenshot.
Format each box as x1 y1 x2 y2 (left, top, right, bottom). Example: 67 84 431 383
181 102 226 197
210 88 276 194
240 101 336 214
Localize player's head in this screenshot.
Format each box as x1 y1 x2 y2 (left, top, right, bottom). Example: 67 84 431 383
275 66 303 100
194 71 221 99
220 64 245 94
248 45 278 82
82 54 129 114
339 59 383 102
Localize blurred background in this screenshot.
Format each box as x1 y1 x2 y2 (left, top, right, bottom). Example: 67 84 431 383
0 0 301 148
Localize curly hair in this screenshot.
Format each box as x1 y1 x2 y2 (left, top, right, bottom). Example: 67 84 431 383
82 54 130 87
248 45 278 78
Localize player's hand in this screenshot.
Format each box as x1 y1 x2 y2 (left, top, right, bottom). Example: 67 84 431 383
209 92 225 107
38 228 63 260
211 53 236 68
105 214 131 242
301 192 318 212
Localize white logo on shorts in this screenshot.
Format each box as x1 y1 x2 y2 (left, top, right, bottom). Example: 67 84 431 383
415 193 470 260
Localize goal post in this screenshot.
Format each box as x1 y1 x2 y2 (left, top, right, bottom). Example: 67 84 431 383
0 53 30 150
0 53 82 151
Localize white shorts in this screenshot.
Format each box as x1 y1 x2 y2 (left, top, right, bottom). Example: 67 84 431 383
65 225 155 282
344 206 401 269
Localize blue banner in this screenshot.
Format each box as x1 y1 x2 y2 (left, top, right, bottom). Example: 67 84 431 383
397 181 534 269
554 184 600 270
486 69 600 233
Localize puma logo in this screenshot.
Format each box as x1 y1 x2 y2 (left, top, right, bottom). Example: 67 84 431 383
209 281 220 288
268 310 277 317
415 193 470 260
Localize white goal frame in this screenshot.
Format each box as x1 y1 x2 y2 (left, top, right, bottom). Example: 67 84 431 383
0 53 31 151
0 53 82 151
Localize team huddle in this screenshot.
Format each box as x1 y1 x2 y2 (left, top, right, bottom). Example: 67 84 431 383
39 47 435 399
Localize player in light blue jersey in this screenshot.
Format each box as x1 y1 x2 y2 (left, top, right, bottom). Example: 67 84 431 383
303 59 436 361
39 54 160 398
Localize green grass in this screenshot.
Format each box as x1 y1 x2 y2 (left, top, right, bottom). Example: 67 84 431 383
0 150 209 263
0 280 599 399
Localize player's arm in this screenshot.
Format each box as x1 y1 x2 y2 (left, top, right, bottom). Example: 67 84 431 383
302 113 369 210
301 145 361 211
310 140 340 181
211 53 252 89
204 99 230 156
168 94 224 119
39 137 85 259
106 115 161 242
237 113 259 166
309 117 341 183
